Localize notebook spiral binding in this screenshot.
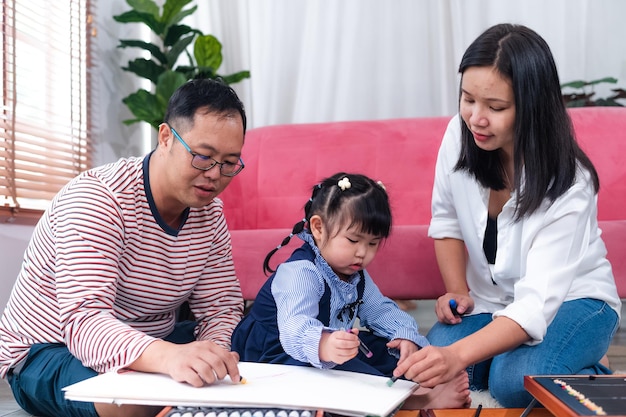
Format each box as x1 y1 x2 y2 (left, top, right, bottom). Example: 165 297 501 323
165 407 316 417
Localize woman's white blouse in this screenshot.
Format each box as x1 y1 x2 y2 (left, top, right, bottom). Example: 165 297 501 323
428 115 621 344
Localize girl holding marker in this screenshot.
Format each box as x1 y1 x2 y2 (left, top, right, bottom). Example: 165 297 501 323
232 172 470 409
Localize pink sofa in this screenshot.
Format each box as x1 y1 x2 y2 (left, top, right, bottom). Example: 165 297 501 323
219 107 626 301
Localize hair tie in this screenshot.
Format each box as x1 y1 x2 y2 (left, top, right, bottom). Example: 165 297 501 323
377 180 386 191
338 177 351 191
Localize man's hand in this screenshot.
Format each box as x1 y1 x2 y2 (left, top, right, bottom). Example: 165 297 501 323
131 340 241 387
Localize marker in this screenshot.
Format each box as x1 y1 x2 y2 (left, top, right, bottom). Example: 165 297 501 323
449 298 461 317
387 374 420 387
342 328 373 358
239 375 247 384
474 404 483 417
386 375 400 387
358 338 373 358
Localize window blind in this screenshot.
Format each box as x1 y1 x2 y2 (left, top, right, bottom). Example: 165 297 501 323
0 0 94 223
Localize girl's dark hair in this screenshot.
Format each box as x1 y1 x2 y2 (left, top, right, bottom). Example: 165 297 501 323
263 172 392 275
164 78 247 133
454 23 599 220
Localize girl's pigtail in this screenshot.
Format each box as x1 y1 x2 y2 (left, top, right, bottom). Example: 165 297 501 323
263 218 306 275
262 184 322 275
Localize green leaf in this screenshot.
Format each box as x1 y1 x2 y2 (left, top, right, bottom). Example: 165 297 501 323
564 99 587 108
162 0 195 24
126 0 160 17
113 10 165 35
118 40 167 65
168 5 198 28
122 118 142 126
122 58 166 84
561 80 588 89
194 35 222 70
173 65 198 79
166 34 196 68
561 77 618 90
156 71 188 106
156 71 187 115
195 68 218 79
122 89 165 128
164 24 199 47
220 70 251 85
587 77 618 86
594 98 623 107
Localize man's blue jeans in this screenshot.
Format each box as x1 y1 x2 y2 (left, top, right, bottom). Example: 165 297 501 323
7 321 197 417
426 298 619 408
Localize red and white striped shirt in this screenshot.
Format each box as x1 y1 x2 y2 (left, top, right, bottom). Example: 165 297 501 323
0 155 244 378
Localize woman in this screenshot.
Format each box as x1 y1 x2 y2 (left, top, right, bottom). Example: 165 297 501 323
393 23 621 408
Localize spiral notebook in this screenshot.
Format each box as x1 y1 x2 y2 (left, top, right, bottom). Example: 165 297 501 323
63 362 418 417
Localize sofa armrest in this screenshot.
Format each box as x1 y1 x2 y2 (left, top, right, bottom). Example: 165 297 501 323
600 220 626 299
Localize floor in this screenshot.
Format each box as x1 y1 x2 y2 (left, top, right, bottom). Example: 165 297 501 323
0 300 624 417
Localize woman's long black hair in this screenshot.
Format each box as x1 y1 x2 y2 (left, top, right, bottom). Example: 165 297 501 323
455 23 599 220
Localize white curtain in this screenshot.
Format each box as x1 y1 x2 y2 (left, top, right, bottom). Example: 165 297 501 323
192 0 626 129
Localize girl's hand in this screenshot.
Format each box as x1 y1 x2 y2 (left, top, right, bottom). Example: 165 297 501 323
435 293 474 324
319 329 359 364
387 338 419 364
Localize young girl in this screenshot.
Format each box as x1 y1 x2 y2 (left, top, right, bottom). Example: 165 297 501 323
231 172 470 409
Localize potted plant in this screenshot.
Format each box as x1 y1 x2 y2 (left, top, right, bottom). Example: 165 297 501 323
561 77 626 107
114 0 250 129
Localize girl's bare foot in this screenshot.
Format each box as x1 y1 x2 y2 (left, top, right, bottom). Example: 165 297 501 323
394 300 418 311
600 354 610 369
401 370 471 410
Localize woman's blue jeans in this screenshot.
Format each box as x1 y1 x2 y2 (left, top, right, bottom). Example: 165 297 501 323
426 298 619 408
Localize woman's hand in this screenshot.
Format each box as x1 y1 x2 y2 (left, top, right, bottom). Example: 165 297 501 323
393 316 531 389
435 293 474 324
393 344 464 388
319 329 359 364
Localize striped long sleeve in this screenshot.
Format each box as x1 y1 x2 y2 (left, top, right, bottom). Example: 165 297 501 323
0 156 243 377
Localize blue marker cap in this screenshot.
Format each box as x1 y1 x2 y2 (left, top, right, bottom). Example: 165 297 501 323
449 299 461 316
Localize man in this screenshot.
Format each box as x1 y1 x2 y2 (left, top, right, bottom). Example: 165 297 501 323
0 79 247 417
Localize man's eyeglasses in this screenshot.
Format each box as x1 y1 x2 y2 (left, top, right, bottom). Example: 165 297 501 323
170 126 245 177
